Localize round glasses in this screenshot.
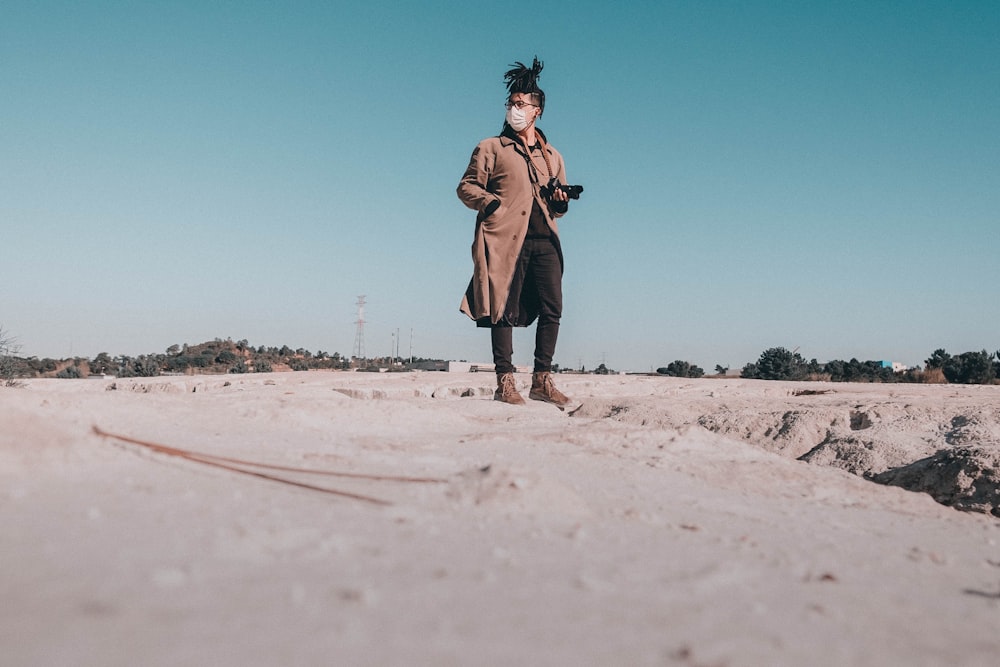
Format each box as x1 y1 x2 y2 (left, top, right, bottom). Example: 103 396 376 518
505 99 539 110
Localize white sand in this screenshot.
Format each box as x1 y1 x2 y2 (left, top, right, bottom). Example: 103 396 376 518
2 372 999 666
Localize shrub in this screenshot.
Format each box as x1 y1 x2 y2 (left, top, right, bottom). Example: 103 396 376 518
824 358 897 383
56 365 83 379
215 350 237 364
743 347 808 380
657 360 704 378
0 325 23 386
918 367 947 384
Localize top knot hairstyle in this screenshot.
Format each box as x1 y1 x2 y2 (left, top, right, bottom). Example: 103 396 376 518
504 57 545 113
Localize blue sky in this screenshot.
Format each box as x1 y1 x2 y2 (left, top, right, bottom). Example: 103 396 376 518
3 1 998 372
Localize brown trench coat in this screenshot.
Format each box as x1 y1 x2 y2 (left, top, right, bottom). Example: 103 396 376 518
457 127 568 326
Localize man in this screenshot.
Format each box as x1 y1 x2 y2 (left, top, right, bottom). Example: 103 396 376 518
457 57 576 407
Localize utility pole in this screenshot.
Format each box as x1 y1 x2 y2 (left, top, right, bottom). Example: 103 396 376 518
353 296 366 365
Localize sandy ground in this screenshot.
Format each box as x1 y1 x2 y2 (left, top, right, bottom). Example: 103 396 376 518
2 372 999 666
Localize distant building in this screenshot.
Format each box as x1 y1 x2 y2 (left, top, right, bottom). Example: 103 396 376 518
446 361 531 373
879 360 910 373
409 360 449 372
446 361 480 373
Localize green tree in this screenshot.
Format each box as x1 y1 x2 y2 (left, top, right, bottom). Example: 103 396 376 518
925 349 951 369
133 355 161 377
746 347 808 381
824 359 845 381
116 356 135 377
91 352 114 375
943 350 995 384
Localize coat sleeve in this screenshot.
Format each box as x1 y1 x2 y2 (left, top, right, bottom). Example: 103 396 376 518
457 143 500 216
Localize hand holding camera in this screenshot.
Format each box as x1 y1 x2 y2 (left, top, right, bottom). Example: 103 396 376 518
540 178 584 201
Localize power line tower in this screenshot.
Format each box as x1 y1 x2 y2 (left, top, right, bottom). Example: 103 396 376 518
353 295 366 362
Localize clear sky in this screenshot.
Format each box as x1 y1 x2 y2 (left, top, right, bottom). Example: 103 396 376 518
3 1 998 372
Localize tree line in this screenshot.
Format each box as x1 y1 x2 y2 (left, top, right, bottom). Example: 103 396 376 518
3 324 998 384
4 338 354 379
652 346 999 384
737 347 998 384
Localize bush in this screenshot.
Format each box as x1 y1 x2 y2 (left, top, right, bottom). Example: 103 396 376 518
657 360 704 378
0 326 22 386
824 358 896 383
215 350 237 364
742 347 807 380
943 350 996 385
916 367 947 384
56 365 83 379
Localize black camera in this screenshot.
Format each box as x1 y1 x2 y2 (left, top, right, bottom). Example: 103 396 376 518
541 178 584 200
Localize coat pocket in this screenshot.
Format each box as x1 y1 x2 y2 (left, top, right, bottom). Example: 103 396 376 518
480 200 505 229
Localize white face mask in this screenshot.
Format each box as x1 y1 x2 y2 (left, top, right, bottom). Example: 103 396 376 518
506 104 533 132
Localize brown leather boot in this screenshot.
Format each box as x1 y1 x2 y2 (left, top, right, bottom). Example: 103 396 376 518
529 371 569 407
494 372 525 405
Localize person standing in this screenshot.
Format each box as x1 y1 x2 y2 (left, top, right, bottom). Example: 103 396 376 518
457 57 576 406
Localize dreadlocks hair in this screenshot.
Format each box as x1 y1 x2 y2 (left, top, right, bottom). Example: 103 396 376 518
504 57 545 113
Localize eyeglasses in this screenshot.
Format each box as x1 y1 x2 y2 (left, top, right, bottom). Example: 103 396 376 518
505 99 539 110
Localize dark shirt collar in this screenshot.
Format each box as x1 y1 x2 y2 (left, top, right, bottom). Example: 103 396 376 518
500 124 549 150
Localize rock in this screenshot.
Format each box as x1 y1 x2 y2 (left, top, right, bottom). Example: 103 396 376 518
873 445 1000 517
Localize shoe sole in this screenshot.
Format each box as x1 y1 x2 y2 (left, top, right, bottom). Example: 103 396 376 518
529 392 569 408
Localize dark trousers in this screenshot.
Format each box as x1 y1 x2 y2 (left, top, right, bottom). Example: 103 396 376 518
492 237 562 374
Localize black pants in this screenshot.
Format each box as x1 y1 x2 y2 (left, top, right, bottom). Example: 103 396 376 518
492 237 562 374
